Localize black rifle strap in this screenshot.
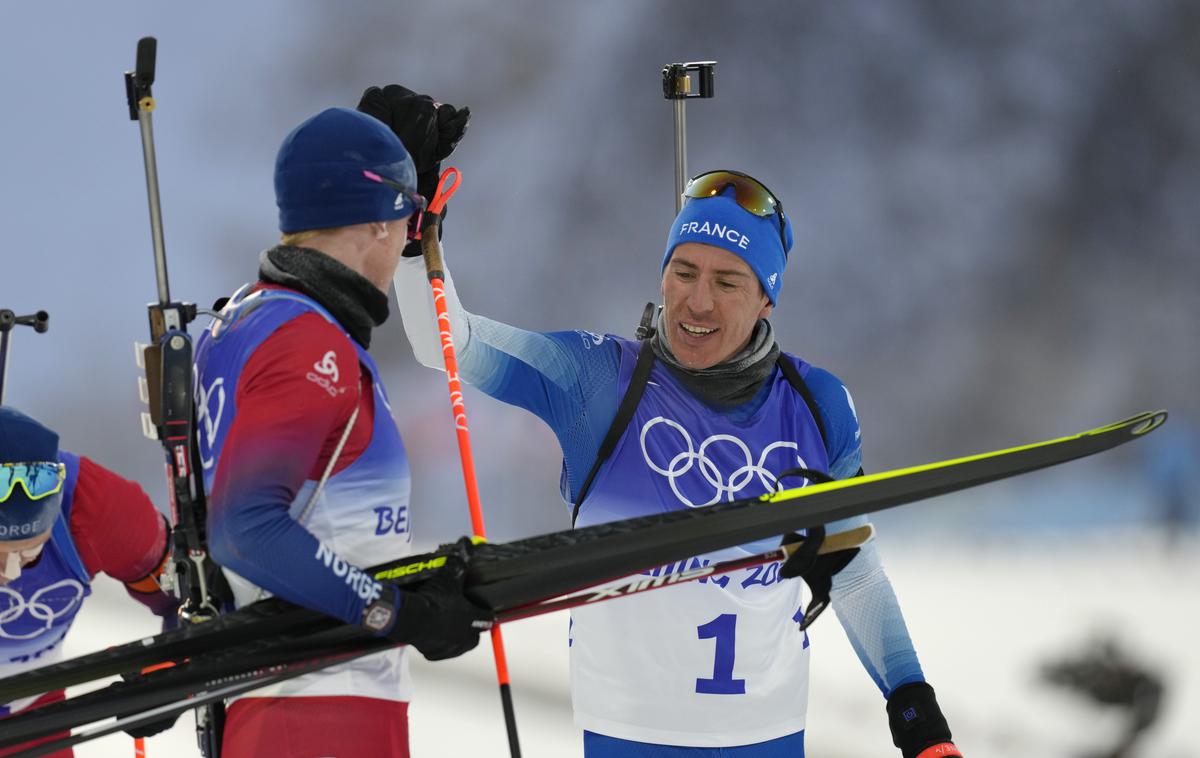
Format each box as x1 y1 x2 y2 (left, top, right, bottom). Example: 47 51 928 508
572 338 656 525
774 354 827 444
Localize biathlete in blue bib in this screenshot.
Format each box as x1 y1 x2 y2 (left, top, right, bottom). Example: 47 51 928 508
0 407 178 757
369 82 965 758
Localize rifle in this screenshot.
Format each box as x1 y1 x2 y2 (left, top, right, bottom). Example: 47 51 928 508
125 35 230 756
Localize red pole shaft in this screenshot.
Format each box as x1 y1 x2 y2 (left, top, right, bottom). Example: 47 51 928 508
430 277 487 536
428 276 513 683
421 168 520 754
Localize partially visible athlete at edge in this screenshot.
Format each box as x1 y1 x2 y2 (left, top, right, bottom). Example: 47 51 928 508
0 407 177 758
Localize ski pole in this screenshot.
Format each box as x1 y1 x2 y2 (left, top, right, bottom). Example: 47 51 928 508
0 310 49 405
420 167 522 758
662 61 716 211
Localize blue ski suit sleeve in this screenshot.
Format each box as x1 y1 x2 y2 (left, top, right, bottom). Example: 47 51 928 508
454 315 622 502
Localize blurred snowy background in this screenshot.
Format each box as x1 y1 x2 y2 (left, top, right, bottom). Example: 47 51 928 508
2 1 1198 756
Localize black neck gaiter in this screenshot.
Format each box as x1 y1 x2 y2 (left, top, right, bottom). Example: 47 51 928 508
257 245 389 349
651 318 780 408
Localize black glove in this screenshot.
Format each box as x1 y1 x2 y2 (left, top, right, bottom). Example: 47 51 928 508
779 525 860 630
123 713 181 740
357 84 470 234
363 558 492 661
886 682 962 758
119 669 183 739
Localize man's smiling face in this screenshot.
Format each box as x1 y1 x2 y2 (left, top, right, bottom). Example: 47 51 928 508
660 242 773 370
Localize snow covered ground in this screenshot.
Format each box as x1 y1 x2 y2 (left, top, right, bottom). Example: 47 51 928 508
61 530 1199 757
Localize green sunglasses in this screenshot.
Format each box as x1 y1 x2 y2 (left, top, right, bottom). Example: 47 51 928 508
0 462 66 503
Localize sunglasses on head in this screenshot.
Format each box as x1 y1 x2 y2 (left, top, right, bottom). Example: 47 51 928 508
682 170 788 254
0 462 66 503
362 170 427 240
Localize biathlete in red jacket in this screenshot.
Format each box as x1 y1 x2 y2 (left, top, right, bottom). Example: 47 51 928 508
0 406 177 758
193 107 487 758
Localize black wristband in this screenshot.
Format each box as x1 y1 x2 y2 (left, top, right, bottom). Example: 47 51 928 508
887 682 953 758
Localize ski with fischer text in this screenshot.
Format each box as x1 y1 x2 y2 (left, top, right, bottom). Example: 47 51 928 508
0 410 1167 754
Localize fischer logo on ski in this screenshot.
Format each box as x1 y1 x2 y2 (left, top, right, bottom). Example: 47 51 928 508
374 555 449 580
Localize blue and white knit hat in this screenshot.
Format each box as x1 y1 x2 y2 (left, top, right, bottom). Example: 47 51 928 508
662 185 794 304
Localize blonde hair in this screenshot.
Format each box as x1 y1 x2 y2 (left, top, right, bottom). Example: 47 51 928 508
280 225 351 247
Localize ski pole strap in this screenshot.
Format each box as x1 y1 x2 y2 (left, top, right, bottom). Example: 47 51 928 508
572 338 656 524
427 167 460 217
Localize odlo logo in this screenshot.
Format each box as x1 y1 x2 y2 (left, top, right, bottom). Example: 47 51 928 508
306 350 345 397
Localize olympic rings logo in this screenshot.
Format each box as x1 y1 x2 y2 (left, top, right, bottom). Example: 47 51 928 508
639 417 810 508
0 580 86 640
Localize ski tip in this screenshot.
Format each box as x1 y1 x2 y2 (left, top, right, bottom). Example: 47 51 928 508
1100 410 1168 437
1132 410 1168 436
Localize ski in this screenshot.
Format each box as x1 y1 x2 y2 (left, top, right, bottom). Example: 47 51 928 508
0 526 876 755
3 636 389 758
0 410 1166 749
465 409 1167 611
1 409 1166 703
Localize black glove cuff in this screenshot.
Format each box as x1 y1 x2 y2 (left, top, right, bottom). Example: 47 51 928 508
400 215 445 259
887 682 953 758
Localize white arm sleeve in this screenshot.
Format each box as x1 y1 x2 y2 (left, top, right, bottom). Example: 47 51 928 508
829 540 925 695
392 253 471 371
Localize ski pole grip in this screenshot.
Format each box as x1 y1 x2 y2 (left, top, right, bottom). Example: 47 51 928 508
422 224 446 282
135 37 157 89
421 167 461 282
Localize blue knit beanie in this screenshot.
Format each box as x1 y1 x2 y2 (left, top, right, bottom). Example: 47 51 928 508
662 186 794 304
0 406 63 540
275 107 419 234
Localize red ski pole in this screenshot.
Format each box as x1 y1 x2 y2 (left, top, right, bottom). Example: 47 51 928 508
419 167 521 758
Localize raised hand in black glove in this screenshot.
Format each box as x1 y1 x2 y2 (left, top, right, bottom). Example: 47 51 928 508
362 558 492 661
886 682 963 758
357 84 470 245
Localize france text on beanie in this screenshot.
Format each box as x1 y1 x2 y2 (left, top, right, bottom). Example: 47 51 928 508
661 186 794 304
